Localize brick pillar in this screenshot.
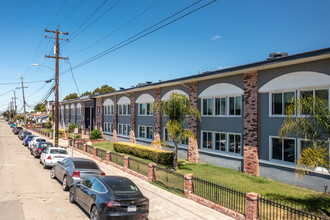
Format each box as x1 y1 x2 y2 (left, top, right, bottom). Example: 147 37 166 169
148 163 156 182
124 156 130 171
130 93 136 143
153 88 161 149
95 97 103 131
74 104 77 125
81 102 85 134
68 106 71 126
93 147 97 157
113 96 118 142
188 81 199 163
106 151 112 164
184 174 195 198
63 107 66 129
83 144 87 153
89 107 92 133
244 71 259 176
246 192 259 220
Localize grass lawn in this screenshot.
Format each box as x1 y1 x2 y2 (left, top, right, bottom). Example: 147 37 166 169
40 128 62 138
92 142 329 216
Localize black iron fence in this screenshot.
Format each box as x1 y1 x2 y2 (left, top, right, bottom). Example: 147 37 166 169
129 157 149 176
193 177 246 215
154 166 185 196
77 142 84 151
96 148 107 160
258 196 329 220
111 152 124 166
86 145 94 155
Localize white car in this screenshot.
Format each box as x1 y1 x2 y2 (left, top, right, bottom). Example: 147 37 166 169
40 147 69 168
28 137 47 150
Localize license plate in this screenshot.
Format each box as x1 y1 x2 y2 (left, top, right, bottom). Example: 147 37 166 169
127 206 136 212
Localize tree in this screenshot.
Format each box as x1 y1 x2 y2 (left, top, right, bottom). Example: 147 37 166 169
280 96 329 176
34 103 46 112
80 91 92 96
2 110 10 119
63 93 78 101
153 93 201 170
93 85 116 95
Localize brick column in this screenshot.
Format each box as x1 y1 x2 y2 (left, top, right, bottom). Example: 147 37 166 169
124 156 130 171
184 174 195 198
68 105 71 126
83 144 87 153
153 88 161 148
148 163 156 182
188 81 199 163
106 151 112 164
93 147 97 157
246 192 259 220
81 102 85 134
63 106 66 129
95 97 103 131
244 71 259 176
130 93 136 143
113 95 118 142
74 104 77 125
89 107 92 133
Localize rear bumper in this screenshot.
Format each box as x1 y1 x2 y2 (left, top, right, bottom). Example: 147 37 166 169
99 213 148 220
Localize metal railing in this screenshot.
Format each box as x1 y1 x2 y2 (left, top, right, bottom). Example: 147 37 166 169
96 148 107 160
77 142 84 151
86 145 94 155
258 196 329 220
110 152 124 166
194 177 246 215
154 166 185 196
129 157 149 176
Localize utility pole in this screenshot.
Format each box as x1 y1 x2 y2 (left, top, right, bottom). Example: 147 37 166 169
45 26 68 147
13 91 17 123
17 76 28 130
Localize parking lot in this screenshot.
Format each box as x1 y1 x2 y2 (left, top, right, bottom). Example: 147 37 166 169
0 120 231 220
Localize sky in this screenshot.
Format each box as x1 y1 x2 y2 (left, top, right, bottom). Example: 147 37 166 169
0 0 329 112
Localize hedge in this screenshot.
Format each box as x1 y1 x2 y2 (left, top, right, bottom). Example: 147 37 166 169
114 142 173 165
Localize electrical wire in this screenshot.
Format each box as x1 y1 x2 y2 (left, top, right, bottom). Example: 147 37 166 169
66 59 81 96
69 0 163 57
47 0 68 29
59 0 85 25
61 0 215 74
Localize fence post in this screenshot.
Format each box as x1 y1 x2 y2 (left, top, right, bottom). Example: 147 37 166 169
148 164 156 182
246 192 259 220
184 174 195 198
74 141 78 149
83 144 87 153
124 156 130 171
68 139 71 147
93 147 97 157
106 151 112 164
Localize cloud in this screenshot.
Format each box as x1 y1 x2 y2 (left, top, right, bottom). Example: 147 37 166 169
211 35 220 40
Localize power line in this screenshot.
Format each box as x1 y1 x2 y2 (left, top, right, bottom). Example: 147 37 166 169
66 59 81 96
47 0 68 29
0 80 51 86
59 0 85 24
61 0 215 74
69 0 163 57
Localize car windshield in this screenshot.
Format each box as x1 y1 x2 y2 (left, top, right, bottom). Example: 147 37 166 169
104 178 140 194
39 143 53 147
49 149 68 155
36 139 46 142
73 161 99 169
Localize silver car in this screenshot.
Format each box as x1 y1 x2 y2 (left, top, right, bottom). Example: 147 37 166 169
50 157 105 191
40 147 69 168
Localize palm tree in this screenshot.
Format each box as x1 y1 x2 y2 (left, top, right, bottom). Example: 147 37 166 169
153 93 201 170
280 96 329 175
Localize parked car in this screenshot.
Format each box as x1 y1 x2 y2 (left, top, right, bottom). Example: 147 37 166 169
31 142 53 158
13 127 23 135
69 176 149 220
23 135 37 146
40 147 69 168
51 158 105 191
19 131 32 140
10 123 16 128
28 137 47 150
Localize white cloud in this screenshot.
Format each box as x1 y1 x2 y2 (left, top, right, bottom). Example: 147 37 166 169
218 65 232 70
211 35 220 40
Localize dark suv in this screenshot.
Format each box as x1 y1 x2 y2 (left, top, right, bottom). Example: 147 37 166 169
31 142 54 158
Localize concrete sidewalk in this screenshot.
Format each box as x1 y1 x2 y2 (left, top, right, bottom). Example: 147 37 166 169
28 131 232 219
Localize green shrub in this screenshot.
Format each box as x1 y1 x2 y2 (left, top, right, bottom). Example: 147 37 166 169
44 122 52 129
114 142 173 165
68 124 81 133
90 129 102 140
68 133 81 139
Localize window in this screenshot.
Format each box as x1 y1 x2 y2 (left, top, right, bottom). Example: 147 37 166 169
139 126 153 139
119 105 122 115
215 97 226 116
118 124 130 136
271 92 295 115
202 131 212 149
91 179 107 193
103 123 113 133
163 128 188 146
300 89 329 114
104 105 113 115
139 103 153 116
299 139 329 160
118 104 130 115
229 96 241 116
202 98 213 116
77 108 81 115
215 132 226 151
271 137 295 163
228 134 241 154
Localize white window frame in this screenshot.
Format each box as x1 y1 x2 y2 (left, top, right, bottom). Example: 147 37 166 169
118 104 130 116
139 103 153 116
201 130 213 150
228 96 242 117
214 96 227 117
269 90 296 117
201 98 213 116
297 87 330 116
138 125 153 140
201 96 242 117
298 138 330 160
163 127 188 147
214 131 226 152
269 136 296 164
103 122 113 133
227 133 242 155
118 123 130 136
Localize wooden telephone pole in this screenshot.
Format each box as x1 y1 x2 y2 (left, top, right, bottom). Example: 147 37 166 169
45 26 68 147
17 76 28 129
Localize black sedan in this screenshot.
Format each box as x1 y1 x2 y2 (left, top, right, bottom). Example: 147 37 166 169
69 176 149 220
51 158 105 191
31 142 53 158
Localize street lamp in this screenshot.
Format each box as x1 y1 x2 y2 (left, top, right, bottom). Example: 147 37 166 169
31 63 57 146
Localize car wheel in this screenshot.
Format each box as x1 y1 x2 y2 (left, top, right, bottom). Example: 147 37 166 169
50 168 56 179
69 187 75 203
90 205 100 220
62 176 69 191
33 153 37 158
43 161 47 169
